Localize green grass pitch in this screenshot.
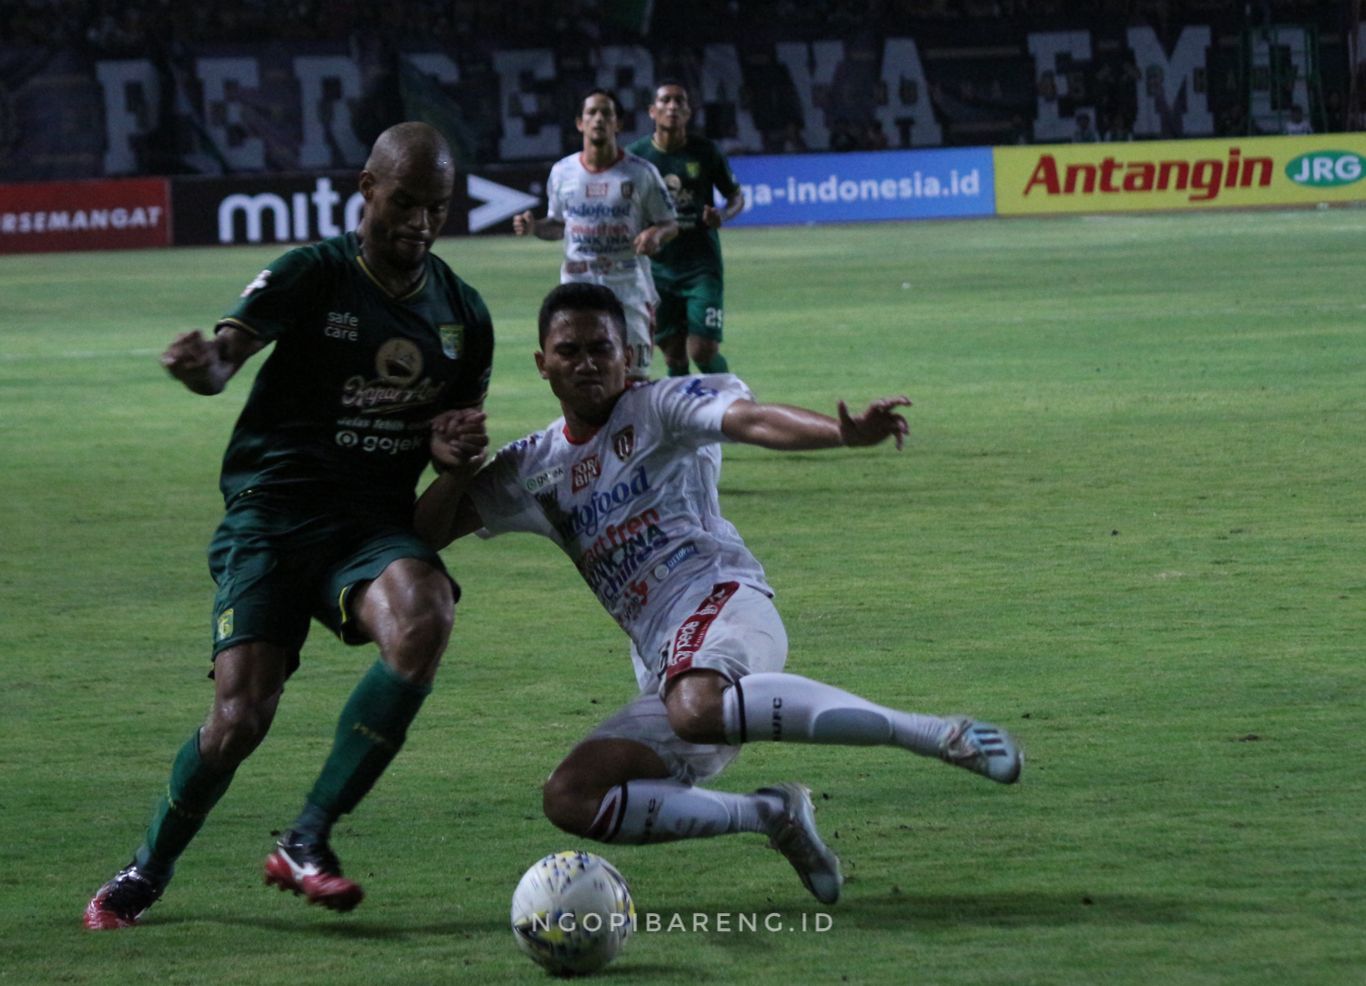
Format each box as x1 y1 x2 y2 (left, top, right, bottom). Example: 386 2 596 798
1 209 1363 985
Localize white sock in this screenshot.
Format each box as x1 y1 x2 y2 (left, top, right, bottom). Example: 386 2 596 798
722 672 950 757
586 780 782 844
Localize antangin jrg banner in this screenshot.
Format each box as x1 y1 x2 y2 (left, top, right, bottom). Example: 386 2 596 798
995 135 1366 216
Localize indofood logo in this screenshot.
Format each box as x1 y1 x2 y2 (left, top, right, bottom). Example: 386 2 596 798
1285 151 1364 187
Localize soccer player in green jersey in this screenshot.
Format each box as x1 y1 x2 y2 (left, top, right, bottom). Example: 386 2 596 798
84 122 494 929
627 81 746 377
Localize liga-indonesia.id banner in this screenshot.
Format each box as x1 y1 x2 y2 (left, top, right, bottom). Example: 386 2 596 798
995 134 1366 215
728 147 995 226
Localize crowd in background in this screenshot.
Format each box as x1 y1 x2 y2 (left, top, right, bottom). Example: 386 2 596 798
0 0 1359 174
0 0 1345 53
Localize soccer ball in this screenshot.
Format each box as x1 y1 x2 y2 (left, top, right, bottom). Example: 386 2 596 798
510 850 635 976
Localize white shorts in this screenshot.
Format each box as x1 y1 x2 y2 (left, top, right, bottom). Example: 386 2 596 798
586 582 787 784
562 269 656 380
621 298 655 381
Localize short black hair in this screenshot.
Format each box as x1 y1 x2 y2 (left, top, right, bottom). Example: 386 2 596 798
577 88 624 119
537 282 627 346
653 78 690 101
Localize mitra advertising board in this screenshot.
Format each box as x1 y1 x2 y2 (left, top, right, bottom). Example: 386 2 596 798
0 178 170 254
728 148 995 227
995 134 1366 215
171 170 542 246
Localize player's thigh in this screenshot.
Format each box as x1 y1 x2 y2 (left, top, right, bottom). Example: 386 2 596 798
208 501 318 672
586 690 742 786
684 274 725 342
320 526 457 646
653 288 688 345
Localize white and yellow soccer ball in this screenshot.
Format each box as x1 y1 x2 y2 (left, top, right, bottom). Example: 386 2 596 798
510 850 635 976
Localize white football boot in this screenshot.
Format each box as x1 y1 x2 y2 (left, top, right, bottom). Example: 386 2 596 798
939 718 1023 784
760 782 843 905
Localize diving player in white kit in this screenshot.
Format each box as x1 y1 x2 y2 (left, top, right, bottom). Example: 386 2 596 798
514 89 678 381
418 283 1022 905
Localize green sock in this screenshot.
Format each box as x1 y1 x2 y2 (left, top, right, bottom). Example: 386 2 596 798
135 730 236 881
296 660 431 838
696 352 729 373
667 362 691 377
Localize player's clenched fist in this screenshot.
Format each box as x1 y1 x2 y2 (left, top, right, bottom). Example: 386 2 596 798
160 330 221 394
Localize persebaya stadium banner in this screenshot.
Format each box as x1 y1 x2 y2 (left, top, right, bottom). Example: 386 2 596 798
728 148 995 226
995 135 1366 216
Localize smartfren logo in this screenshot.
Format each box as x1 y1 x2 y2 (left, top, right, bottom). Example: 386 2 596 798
1285 151 1364 188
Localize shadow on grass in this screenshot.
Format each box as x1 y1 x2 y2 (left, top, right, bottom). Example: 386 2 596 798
677 889 1191 932
172 914 512 938
849 890 1190 928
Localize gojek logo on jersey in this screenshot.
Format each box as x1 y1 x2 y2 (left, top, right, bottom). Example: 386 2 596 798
1285 151 1364 188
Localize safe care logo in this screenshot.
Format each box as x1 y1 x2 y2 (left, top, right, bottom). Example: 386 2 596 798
1285 151 1365 188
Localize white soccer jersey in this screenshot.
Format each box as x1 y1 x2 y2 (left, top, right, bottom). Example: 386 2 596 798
468 374 771 658
545 149 676 307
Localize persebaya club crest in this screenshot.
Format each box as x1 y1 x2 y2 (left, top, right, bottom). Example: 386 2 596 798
439 323 464 360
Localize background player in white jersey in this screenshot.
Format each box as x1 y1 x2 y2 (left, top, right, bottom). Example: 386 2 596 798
513 89 678 382
417 283 1022 904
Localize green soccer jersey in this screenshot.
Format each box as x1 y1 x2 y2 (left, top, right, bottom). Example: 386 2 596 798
216 231 493 515
626 134 740 277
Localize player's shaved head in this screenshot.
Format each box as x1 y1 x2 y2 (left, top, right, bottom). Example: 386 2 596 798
357 121 456 279
365 121 454 178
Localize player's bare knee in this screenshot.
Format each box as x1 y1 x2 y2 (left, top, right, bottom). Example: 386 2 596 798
382 582 455 679
397 605 453 657
542 769 597 836
202 699 273 766
689 338 719 364
664 675 727 744
666 704 723 744
663 691 726 742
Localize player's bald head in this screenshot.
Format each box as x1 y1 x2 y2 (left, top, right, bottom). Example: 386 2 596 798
365 121 454 179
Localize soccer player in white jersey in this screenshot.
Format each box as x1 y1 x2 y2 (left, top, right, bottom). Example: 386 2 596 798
513 89 678 382
417 283 1022 905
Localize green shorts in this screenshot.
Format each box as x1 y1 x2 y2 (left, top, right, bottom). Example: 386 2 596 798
207 491 454 672
653 268 724 344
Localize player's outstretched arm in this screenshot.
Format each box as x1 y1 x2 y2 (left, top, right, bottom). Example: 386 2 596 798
159 325 264 395
722 396 911 451
418 408 490 547
414 470 486 549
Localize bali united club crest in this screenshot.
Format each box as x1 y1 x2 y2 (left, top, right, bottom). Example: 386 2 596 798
612 425 635 461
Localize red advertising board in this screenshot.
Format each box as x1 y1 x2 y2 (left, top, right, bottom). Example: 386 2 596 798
0 178 171 254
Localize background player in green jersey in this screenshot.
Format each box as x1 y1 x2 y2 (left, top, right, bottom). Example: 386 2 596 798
84 122 494 929
628 81 746 377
